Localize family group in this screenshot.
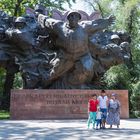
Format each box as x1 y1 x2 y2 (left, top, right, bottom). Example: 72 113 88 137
87 90 121 129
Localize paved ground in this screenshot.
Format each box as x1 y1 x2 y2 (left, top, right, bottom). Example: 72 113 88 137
0 119 140 140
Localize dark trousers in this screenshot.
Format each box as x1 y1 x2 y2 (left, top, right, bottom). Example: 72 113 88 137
96 119 102 128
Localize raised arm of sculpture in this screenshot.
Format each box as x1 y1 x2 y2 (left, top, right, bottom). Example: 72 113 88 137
38 14 62 33
81 15 115 34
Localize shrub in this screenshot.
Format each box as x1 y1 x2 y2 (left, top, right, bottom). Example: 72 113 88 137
131 81 140 117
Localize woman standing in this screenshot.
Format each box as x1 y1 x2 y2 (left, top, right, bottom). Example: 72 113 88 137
106 93 121 128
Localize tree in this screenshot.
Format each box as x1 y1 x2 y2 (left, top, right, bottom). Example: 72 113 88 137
84 0 113 17
0 68 6 96
131 81 140 117
102 64 131 89
0 68 6 109
0 0 76 16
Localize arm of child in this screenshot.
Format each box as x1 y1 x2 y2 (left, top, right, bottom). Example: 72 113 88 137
88 101 90 114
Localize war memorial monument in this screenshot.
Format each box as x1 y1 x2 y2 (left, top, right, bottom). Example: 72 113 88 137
0 5 130 119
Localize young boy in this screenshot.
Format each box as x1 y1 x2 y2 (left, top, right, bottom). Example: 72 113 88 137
87 94 99 129
96 107 102 130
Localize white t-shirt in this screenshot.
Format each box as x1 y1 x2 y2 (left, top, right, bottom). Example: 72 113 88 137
98 95 108 109
96 111 102 119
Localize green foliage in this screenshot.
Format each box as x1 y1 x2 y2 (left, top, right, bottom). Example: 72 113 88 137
87 0 140 31
0 110 10 119
0 0 17 15
131 81 140 117
130 47 140 82
103 64 131 89
13 72 23 89
85 0 113 17
0 0 75 16
114 0 140 31
96 0 113 17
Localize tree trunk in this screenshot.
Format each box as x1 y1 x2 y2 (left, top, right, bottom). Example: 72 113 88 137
14 0 23 16
2 59 19 110
2 72 15 110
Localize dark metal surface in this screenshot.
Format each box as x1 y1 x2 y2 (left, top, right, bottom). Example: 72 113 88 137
0 7 131 91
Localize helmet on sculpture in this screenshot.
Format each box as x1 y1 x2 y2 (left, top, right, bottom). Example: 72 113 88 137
67 10 81 20
34 4 45 14
15 17 26 24
14 17 27 29
111 34 120 40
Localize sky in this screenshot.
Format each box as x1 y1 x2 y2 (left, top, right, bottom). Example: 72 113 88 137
63 0 93 15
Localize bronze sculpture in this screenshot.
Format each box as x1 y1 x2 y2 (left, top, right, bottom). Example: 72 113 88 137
0 7 131 91
37 10 118 88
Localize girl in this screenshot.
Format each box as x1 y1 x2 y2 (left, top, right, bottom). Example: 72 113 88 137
87 94 99 129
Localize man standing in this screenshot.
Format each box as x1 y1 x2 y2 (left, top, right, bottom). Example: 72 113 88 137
98 90 108 129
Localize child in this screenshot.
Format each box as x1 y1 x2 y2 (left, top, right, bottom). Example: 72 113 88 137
96 107 102 130
87 94 99 129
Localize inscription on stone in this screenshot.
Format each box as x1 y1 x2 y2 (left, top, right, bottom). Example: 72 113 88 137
10 90 129 119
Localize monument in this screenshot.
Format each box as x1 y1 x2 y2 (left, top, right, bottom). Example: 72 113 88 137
0 5 130 119
0 6 130 90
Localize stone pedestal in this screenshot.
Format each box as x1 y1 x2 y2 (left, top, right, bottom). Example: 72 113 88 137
10 90 129 119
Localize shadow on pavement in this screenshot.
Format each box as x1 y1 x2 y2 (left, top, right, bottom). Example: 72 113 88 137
0 120 140 140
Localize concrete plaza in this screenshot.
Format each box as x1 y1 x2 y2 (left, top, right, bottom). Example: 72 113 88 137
0 119 140 140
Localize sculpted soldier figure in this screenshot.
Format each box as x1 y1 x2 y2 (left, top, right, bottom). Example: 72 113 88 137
89 33 130 75
108 34 130 62
5 15 56 89
37 11 115 88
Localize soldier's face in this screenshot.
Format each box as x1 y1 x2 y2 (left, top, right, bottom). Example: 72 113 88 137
68 13 80 28
15 22 25 29
112 39 120 45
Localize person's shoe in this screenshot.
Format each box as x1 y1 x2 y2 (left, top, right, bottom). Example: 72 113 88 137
109 125 112 129
102 126 106 129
